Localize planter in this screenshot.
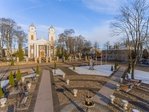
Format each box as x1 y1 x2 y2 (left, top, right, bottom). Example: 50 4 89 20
84 95 95 108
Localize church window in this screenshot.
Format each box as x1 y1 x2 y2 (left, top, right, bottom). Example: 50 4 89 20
31 35 34 40
51 36 53 41
30 45 33 49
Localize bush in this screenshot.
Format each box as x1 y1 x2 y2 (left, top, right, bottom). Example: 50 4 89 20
16 69 22 81
16 45 24 61
0 86 4 98
9 71 15 86
36 65 40 74
11 59 14 66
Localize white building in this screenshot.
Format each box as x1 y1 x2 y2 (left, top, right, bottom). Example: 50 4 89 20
28 24 55 59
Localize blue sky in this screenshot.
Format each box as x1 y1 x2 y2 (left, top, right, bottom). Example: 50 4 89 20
0 0 121 47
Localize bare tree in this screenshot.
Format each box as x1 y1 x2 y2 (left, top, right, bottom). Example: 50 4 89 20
0 18 16 57
111 0 149 79
0 18 26 59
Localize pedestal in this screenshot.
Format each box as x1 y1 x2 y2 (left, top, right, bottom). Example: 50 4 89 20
27 83 32 89
85 56 88 61
116 84 120 91
57 57 59 62
63 57 65 62
73 89 78 97
62 74 65 79
46 57 48 63
26 57 28 63
66 79 69 85
17 57 19 63
122 100 128 110
21 77 25 83
50 57 52 62
35 58 37 63
110 95 115 104
69 57 72 62
39 57 41 63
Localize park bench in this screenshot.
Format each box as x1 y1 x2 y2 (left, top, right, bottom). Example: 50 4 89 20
110 95 129 110
128 79 142 86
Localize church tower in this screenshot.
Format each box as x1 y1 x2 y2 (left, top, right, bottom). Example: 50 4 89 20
28 24 37 58
29 24 37 41
48 26 55 48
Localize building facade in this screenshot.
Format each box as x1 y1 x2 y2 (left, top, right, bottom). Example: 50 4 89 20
102 47 130 62
28 24 55 59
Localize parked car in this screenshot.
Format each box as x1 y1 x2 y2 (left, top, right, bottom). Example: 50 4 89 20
140 59 149 65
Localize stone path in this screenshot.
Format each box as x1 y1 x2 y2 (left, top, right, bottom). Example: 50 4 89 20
34 70 54 112
61 101 111 112
50 70 60 112
60 67 79 75
93 67 127 105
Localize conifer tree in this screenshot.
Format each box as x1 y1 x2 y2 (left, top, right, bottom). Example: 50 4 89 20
0 86 4 98
36 65 40 74
16 69 22 81
9 71 15 86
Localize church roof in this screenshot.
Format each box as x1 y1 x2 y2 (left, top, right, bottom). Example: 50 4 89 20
49 25 54 30
30 23 36 28
30 38 50 45
36 38 49 43
50 25 54 29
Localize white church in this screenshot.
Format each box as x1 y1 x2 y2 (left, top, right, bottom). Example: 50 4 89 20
28 24 55 59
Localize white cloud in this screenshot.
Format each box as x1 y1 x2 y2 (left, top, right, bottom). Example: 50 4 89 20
83 20 118 47
82 0 120 14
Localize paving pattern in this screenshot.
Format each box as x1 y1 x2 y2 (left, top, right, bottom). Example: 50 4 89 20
59 67 79 75
34 70 54 112
93 67 127 105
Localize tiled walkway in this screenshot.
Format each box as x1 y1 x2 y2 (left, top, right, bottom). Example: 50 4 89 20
34 70 54 112
93 67 127 105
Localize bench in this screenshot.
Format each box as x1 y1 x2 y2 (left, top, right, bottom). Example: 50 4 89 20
128 79 142 86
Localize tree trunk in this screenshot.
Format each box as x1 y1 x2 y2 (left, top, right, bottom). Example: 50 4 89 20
131 61 135 79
